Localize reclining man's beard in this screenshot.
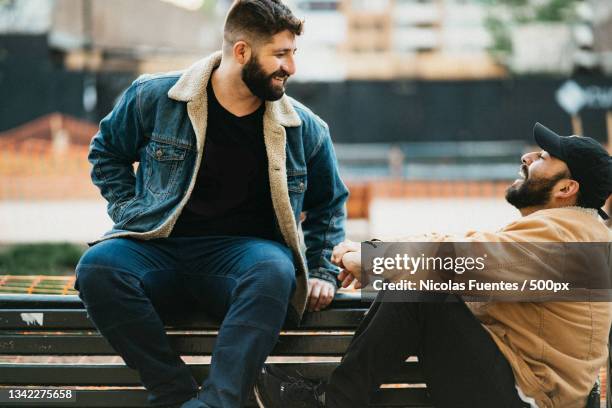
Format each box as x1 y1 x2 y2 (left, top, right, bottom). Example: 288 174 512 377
505 174 563 210
241 56 286 101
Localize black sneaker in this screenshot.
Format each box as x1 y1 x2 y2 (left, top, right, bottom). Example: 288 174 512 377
254 364 325 408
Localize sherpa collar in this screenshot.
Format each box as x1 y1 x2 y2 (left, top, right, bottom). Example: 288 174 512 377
168 51 302 128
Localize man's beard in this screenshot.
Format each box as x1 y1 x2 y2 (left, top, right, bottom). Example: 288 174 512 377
505 168 567 210
241 55 288 101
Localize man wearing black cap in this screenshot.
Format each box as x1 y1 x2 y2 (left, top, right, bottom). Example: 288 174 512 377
254 123 612 408
512 122 611 221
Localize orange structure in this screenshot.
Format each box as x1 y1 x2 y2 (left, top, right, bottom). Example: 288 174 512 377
0 113 99 200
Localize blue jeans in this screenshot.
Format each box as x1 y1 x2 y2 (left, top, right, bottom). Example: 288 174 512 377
75 236 296 407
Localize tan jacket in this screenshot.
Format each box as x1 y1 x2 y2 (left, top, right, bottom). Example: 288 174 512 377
396 207 611 407
461 207 611 407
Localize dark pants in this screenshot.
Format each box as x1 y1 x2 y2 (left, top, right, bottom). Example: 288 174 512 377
326 292 529 408
75 236 296 408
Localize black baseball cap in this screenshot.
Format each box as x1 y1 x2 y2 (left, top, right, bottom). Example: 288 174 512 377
533 122 612 220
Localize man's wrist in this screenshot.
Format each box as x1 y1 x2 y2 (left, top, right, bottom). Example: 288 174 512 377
308 269 338 287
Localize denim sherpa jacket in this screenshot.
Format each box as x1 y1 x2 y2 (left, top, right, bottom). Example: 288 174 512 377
88 51 349 319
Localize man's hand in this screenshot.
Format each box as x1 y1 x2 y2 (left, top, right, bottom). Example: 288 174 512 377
331 240 360 268
307 278 336 312
333 241 363 289
338 251 362 288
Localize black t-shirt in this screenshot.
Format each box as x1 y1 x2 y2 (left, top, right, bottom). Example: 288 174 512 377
170 81 276 239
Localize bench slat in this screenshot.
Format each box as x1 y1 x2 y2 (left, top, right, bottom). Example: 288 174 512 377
0 308 366 330
0 362 424 385
0 387 432 407
0 292 370 309
0 334 353 356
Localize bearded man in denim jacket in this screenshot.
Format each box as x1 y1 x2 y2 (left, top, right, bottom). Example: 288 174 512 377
74 1 348 407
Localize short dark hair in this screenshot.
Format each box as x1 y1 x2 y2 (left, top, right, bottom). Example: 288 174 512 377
223 0 303 52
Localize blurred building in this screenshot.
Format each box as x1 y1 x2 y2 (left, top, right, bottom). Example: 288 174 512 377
285 0 506 80
0 0 53 33
592 0 612 74
286 0 348 81
0 112 100 201
0 0 224 131
340 0 505 79
1 0 611 141
288 0 612 79
0 0 229 72
51 0 223 73
0 0 223 73
510 24 574 75
3 0 609 82
496 0 612 75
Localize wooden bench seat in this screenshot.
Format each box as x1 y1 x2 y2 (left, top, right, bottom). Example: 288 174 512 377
0 293 429 407
0 293 606 407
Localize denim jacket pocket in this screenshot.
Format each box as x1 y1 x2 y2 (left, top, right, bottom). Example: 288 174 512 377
144 140 187 197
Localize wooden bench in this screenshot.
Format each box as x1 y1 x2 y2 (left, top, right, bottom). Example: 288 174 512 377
0 293 607 407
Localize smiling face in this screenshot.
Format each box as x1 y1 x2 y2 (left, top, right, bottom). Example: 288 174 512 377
241 30 297 101
505 150 574 211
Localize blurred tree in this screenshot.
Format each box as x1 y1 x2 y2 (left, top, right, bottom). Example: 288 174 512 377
0 243 86 276
485 15 513 57
535 0 576 21
0 0 14 8
200 0 217 13
479 0 578 64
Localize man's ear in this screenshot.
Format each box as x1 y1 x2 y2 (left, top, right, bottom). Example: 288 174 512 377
553 179 580 201
233 41 251 65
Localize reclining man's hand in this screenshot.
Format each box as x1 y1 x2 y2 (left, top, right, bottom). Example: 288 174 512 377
332 240 362 289
331 240 360 268
338 251 362 289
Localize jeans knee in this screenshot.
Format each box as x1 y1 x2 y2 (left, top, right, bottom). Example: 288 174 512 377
76 244 107 288
75 244 142 305
77 241 113 276
240 246 296 302
231 258 296 331
263 257 296 296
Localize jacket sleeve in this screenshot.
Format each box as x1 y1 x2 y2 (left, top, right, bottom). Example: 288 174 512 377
88 81 145 222
301 123 349 286
441 218 566 293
